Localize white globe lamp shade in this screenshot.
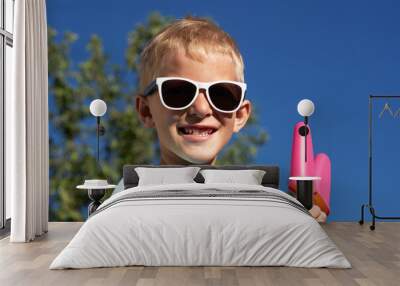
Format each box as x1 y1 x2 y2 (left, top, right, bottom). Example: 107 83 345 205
297 99 315 117
90 99 107 117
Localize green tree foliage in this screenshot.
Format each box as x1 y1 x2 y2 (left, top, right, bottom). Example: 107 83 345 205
48 12 268 221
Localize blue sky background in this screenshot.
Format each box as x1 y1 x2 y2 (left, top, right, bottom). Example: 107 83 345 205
47 0 400 221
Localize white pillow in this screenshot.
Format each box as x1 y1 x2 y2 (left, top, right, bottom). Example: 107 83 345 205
135 167 201 186
200 169 266 185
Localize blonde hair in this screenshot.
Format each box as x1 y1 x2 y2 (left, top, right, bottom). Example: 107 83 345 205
138 16 245 93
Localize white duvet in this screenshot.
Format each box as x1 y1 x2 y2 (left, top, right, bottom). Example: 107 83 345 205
50 183 351 269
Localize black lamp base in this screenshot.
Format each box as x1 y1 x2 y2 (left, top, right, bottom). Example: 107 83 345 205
87 189 106 216
296 180 313 210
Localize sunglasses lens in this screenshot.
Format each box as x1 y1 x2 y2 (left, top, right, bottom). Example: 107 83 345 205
161 79 197 108
209 82 243 112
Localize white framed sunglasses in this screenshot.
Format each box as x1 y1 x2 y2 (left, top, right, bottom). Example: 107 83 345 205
142 77 247 113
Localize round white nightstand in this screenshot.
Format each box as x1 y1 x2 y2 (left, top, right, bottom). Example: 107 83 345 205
289 176 321 210
77 180 116 216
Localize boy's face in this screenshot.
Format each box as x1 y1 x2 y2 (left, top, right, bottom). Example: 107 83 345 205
137 50 251 164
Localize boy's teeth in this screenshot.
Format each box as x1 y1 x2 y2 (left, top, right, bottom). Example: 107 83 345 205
183 127 214 136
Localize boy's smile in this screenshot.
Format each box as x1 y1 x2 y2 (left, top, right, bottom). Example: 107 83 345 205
177 124 218 142
137 49 251 164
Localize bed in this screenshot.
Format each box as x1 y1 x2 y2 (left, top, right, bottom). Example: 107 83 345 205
50 165 351 269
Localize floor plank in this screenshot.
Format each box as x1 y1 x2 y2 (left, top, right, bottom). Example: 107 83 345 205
0 222 399 286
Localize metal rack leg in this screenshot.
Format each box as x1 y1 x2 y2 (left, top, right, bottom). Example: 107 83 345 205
359 203 400 231
359 204 376 231
370 207 376 231
359 204 365 225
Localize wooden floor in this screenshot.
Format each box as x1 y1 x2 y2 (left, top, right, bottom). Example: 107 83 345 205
0 222 399 286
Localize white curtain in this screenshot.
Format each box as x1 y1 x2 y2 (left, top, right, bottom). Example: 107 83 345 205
6 0 49 242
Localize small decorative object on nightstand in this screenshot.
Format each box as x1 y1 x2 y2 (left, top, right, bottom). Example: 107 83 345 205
77 180 116 216
289 176 321 210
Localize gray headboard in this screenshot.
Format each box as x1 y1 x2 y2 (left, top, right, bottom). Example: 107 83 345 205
123 165 280 189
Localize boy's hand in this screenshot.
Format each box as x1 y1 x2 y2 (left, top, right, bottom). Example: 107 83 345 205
309 205 327 223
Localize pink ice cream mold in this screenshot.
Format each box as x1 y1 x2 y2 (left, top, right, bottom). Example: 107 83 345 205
289 122 331 215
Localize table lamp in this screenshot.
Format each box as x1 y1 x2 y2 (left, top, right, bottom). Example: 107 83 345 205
297 99 315 162
89 99 107 164
75 99 112 217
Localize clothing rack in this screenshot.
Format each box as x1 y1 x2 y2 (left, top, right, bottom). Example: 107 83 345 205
359 95 400 230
